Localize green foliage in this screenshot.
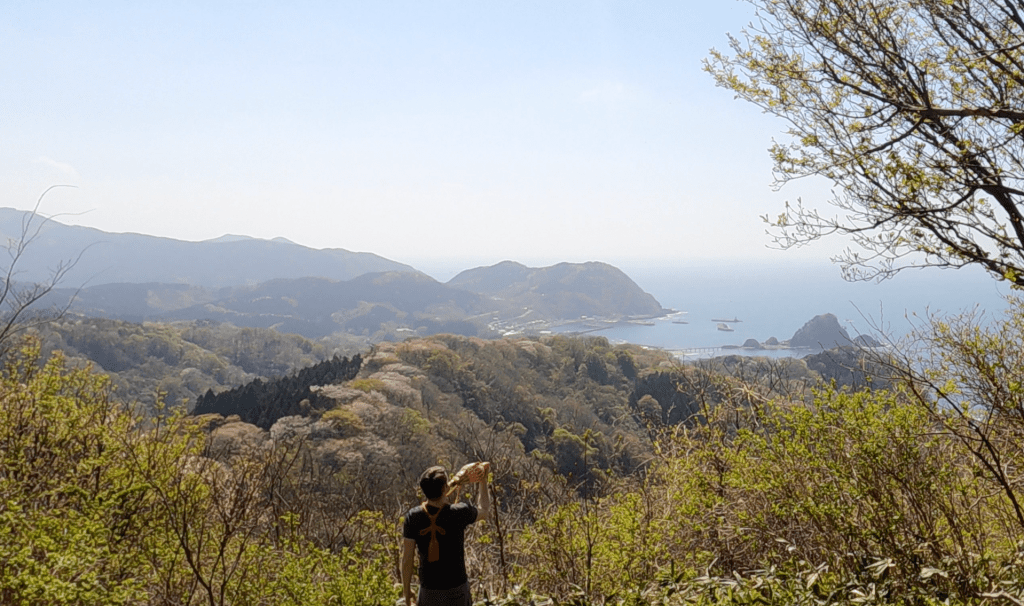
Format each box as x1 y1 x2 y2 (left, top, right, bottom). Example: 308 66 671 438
514 491 669 600
733 390 970 577
322 406 366 436
422 348 463 382
0 336 398 606
0 340 147 605
645 383 1015 602
227 540 396 606
36 316 360 414
491 364 1024 603
348 377 386 392
886 296 1024 537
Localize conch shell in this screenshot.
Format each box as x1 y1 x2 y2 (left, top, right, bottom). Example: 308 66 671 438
446 461 490 497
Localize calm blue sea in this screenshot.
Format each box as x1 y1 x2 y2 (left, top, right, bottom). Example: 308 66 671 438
560 261 1015 359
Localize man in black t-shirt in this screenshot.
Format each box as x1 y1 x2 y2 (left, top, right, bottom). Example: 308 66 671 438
401 463 490 606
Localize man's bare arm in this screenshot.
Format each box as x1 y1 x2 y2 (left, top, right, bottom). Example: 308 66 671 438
476 462 491 523
401 537 416 606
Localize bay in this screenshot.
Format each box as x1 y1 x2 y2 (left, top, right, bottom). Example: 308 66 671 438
569 261 1014 359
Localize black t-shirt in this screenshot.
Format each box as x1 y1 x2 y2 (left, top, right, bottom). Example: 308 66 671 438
402 501 478 590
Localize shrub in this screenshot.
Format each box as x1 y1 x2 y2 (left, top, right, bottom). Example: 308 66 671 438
0 340 149 605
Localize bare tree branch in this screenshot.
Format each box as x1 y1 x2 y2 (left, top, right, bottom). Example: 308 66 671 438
707 0 1024 285
0 186 86 355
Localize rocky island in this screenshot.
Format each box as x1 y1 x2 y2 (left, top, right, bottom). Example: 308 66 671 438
733 312 881 352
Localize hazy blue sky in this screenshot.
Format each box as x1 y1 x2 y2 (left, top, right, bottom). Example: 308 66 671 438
2 1 842 275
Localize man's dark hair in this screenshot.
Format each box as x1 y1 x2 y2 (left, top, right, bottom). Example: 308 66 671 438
419 466 448 500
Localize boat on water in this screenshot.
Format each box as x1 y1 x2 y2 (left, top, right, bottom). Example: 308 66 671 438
711 317 741 323
717 323 734 332
672 320 689 324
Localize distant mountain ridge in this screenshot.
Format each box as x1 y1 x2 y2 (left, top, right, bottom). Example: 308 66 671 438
40 263 668 340
5 206 668 339
0 207 415 287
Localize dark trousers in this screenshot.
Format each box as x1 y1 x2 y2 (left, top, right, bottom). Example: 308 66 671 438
418 582 472 606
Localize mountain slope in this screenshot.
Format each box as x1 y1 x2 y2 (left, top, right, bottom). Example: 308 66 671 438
0 207 415 287
448 260 667 319
38 272 502 339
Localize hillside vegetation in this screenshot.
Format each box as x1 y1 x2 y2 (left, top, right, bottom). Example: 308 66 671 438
27 316 366 415
8 298 1024 605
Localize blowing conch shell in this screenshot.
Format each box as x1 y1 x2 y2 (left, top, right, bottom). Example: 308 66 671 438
446 461 490 496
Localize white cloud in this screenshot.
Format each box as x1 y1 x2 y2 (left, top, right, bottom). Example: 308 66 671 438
34 156 79 179
578 81 638 105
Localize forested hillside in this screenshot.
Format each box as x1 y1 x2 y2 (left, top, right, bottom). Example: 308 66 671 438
184 332 865 504
191 354 363 428
26 315 881 496
9 299 1024 605
27 315 366 414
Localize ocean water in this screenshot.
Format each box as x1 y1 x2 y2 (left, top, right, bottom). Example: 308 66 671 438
563 262 1015 359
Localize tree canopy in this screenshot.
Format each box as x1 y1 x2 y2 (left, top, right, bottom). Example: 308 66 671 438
707 0 1024 285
